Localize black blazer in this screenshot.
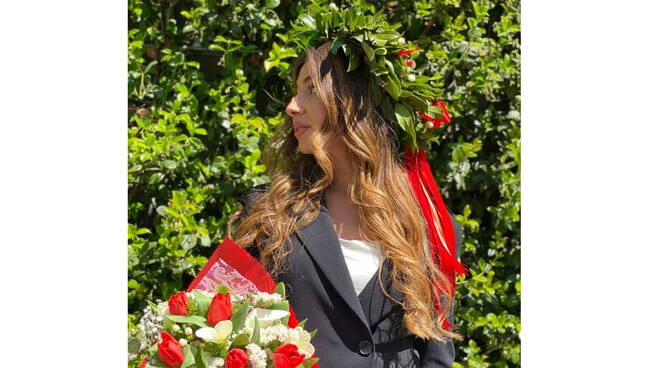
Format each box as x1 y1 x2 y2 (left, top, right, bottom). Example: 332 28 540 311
245 186 461 368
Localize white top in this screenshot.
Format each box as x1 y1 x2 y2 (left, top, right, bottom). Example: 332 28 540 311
338 237 383 295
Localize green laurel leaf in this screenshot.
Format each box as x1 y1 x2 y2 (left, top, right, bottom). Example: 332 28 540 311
361 41 375 62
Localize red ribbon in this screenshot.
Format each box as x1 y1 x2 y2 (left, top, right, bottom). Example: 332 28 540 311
397 48 416 57
420 101 451 128
403 145 467 330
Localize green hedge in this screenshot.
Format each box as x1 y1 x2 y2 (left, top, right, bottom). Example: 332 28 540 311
128 0 520 367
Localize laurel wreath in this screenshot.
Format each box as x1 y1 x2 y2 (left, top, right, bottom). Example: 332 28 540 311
272 0 451 153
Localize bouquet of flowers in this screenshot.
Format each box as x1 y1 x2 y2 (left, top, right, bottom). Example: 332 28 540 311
129 237 319 368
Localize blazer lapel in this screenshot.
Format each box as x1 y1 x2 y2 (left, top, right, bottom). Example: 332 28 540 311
293 204 370 329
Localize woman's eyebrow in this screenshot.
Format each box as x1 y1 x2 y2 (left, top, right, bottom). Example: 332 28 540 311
297 76 312 88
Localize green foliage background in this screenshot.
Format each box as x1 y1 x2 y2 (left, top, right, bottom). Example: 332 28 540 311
128 0 520 367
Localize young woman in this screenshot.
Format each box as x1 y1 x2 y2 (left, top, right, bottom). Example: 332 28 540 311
228 41 462 368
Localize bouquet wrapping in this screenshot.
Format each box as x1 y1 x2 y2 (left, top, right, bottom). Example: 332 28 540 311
129 237 319 368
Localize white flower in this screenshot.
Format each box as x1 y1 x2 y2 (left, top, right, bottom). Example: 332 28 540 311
329 2 338 10
426 121 435 129
171 324 181 332
205 355 225 368
407 74 416 82
157 302 169 316
259 325 315 357
195 320 233 344
251 291 283 306
184 327 193 335
397 37 406 46
249 308 289 327
286 326 315 357
230 293 245 304
244 308 289 338
246 343 268 368
259 324 289 345
179 338 188 347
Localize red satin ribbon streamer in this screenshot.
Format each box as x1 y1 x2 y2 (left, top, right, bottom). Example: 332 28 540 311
404 146 467 330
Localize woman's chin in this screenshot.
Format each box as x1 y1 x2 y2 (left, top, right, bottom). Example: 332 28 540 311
297 145 312 155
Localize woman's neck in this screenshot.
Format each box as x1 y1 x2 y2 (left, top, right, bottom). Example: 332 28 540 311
326 139 354 199
322 137 366 239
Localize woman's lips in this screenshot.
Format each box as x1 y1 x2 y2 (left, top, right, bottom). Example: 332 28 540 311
294 126 310 138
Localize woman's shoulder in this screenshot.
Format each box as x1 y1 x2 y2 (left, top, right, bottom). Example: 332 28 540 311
245 183 271 213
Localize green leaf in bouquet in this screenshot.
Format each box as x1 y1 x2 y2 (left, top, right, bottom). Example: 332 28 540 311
203 341 226 357
162 319 175 331
271 300 290 325
144 344 170 368
273 282 286 299
300 357 320 368
146 360 168 368
296 318 307 329
165 314 210 328
310 329 318 339
230 302 250 333
249 318 260 345
192 290 212 316
194 345 208 368
216 285 230 295
186 300 200 316
181 345 196 368
271 301 289 311
147 343 158 356
230 333 250 348
147 300 160 313
128 336 142 354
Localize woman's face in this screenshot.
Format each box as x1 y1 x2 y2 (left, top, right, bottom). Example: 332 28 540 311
285 63 328 154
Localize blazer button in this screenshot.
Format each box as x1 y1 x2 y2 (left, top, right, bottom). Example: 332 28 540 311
358 340 373 356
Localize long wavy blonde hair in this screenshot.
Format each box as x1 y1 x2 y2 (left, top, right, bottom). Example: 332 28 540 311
227 41 459 342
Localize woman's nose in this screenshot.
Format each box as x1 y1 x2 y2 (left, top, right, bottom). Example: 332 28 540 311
285 96 302 118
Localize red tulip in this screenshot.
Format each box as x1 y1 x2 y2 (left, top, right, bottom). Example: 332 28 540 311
273 344 306 368
207 292 233 326
167 291 189 316
157 332 184 367
225 348 249 368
